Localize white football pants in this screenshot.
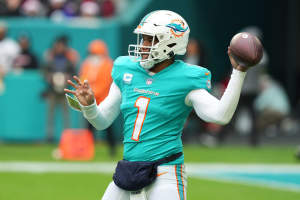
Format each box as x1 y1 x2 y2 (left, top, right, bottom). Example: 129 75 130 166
102 164 187 200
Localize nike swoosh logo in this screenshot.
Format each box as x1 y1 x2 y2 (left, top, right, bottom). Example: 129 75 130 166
157 172 168 177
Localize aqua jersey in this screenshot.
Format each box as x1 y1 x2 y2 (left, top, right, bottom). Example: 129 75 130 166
111 56 211 165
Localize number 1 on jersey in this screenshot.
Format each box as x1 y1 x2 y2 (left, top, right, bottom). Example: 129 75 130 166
131 96 150 141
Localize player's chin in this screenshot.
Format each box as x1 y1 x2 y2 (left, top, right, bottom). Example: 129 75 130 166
141 54 149 60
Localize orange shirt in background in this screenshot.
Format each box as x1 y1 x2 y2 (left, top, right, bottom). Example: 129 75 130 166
80 56 113 105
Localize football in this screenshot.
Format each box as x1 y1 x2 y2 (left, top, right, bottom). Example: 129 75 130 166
229 32 263 67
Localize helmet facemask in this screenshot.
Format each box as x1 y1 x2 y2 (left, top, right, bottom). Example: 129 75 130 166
129 33 172 69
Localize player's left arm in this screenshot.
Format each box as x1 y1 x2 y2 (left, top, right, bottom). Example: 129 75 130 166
185 49 247 125
80 82 121 130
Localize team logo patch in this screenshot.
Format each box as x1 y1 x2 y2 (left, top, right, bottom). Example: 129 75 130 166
146 78 153 85
166 19 188 38
123 73 133 84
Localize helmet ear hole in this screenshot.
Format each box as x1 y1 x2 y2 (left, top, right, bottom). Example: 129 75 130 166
167 51 175 58
159 35 164 40
153 51 159 56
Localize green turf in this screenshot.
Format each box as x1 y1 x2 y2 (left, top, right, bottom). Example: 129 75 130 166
0 173 299 200
189 177 300 200
0 172 110 200
0 143 299 163
1 144 300 200
183 145 300 163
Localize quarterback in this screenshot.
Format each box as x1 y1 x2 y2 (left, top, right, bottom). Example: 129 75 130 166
65 10 249 200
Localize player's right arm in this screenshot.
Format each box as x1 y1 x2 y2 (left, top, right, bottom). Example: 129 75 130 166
185 49 247 125
64 76 121 130
186 69 246 125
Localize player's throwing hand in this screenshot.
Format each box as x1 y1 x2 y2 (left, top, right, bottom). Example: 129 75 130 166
64 75 95 106
228 47 250 72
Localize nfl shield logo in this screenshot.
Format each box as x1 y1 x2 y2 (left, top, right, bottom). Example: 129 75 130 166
146 78 153 85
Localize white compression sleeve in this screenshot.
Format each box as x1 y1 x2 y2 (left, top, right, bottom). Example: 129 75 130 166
80 82 121 130
186 69 246 125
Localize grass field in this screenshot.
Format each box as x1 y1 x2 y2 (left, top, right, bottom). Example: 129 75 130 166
0 143 300 200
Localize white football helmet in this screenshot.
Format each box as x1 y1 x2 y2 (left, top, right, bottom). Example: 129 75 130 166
128 10 190 69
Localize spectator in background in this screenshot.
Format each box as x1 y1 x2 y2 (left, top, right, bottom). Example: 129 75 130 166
21 0 46 17
80 1 100 18
43 35 77 143
254 74 291 137
0 22 20 73
0 0 120 18
100 0 115 18
0 0 22 16
62 0 79 17
14 34 38 70
79 39 117 157
45 35 79 66
80 40 112 105
113 0 128 16
0 22 20 93
47 0 72 20
184 38 206 67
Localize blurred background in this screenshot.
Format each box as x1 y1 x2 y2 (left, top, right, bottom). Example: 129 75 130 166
0 0 299 200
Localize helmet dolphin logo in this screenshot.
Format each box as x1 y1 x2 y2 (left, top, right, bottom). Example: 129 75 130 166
166 23 188 33
166 19 188 38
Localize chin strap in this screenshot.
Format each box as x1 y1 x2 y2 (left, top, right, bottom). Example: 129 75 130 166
140 50 175 69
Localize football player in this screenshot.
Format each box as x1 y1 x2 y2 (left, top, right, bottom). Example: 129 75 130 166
65 10 249 200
